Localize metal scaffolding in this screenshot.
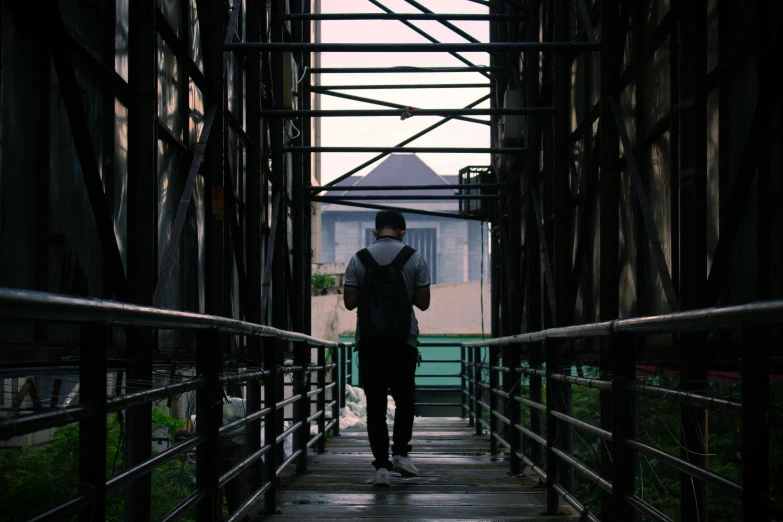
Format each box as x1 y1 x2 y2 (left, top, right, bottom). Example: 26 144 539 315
0 0 781 521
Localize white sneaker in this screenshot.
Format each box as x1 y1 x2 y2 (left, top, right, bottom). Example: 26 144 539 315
373 467 391 487
392 455 420 477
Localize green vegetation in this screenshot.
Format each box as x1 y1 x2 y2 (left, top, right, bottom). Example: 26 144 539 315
0 406 199 522
510 368 783 522
311 273 336 290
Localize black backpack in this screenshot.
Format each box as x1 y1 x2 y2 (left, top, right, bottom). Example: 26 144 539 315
356 245 415 340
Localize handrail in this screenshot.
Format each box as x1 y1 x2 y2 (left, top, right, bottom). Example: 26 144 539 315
0 288 339 347
462 299 783 347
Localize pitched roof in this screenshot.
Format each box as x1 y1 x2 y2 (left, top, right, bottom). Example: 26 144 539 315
322 154 458 213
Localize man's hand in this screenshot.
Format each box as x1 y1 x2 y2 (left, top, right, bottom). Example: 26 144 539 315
344 287 360 311
412 288 430 311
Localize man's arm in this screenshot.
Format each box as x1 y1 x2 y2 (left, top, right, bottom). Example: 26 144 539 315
343 256 360 310
412 287 430 311
344 287 360 311
412 253 432 311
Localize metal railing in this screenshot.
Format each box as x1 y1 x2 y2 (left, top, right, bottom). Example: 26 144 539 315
460 299 783 522
0 288 349 522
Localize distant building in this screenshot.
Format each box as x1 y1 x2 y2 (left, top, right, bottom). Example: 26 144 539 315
320 154 488 285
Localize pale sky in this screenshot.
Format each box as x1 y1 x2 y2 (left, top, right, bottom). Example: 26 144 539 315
314 0 491 185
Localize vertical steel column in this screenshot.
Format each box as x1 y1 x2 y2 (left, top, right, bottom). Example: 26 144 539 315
125 0 156 517
552 0 574 496
524 0 544 471
245 0 264 493
474 346 483 436
201 0 226 323
610 332 635 520
263 338 279 514
196 328 222 522
545 338 560 515
79 322 108 521
741 322 770 522
599 0 620 517
290 0 310 473
678 1 709 519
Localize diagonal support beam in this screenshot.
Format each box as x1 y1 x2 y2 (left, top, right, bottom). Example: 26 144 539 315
152 106 217 307
367 0 493 81
40 0 128 301
402 0 484 44
704 50 778 304
317 90 489 126
322 94 490 188
531 188 558 321
576 0 680 312
153 0 242 306
260 191 284 320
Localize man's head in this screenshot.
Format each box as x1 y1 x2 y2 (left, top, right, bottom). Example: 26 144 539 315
374 210 407 240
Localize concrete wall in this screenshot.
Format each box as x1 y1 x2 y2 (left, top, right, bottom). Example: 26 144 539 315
311 280 491 343
322 211 489 286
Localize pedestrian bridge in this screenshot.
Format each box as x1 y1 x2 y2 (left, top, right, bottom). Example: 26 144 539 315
1 288 782 522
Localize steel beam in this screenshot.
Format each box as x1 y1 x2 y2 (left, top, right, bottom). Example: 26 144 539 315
311 83 490 91
312 184 504 192
125 0 157 516
283 13 524 21
310 66 503 74
316 90 489 126
677 1 708 519
226 42 600 52
258 108 550 117
317 195 497 201
365 0 494 81
324 94 491 188
286 147 524 154
312 197 485 221
40 0 128 301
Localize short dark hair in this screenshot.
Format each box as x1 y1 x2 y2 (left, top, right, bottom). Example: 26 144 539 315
375 210 406 231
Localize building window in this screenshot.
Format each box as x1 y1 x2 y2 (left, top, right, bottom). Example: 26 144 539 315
365 228 438 284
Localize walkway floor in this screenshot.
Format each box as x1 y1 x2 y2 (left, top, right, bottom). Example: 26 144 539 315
255 417 577 521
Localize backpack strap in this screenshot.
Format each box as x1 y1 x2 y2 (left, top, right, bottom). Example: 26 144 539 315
390 245 415 270
356 248 379 269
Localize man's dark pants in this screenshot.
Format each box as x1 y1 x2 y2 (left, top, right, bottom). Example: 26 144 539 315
359 338 417 470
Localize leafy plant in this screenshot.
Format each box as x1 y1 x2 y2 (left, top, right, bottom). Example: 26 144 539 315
0 407 198 522
311 273 336 289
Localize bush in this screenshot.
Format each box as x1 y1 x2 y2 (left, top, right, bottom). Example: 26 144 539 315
0 407 197 522
311 273 336 289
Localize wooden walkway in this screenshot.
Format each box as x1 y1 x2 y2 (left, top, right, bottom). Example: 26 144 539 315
254 418 577 521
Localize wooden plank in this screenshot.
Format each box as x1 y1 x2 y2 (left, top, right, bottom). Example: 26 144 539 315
248 417 575 520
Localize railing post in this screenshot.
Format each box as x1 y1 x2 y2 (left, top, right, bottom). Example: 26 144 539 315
317 345 326 453
610 332 635 520
530 340 543 469
460 346 467 420
345 345 353 391
196 327 222 522
294 341 309 474
467 346 475 427
263 337 279 514
489 346 499 455
473 346 483 436
332 344 341 437
505 344 522 474
79 322 108 521
599 337 615 520
742 322 770 522
545 338 560 515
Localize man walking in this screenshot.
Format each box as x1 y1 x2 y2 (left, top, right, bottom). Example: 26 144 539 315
343 210 431 486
